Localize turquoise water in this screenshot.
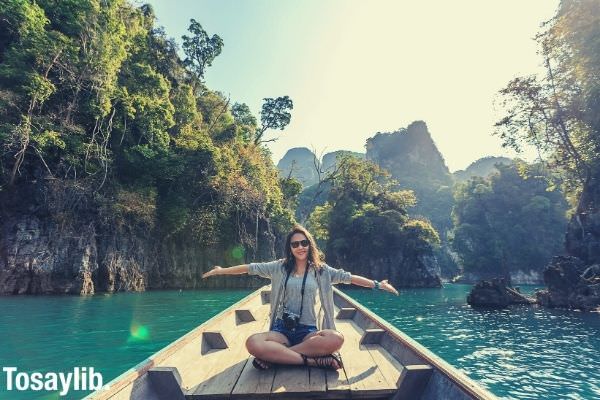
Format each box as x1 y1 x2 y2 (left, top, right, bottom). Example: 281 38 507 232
0 290 252 400
348 285 600 400
0 285 598 399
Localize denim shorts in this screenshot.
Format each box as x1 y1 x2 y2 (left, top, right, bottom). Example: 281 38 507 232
272 318 318 346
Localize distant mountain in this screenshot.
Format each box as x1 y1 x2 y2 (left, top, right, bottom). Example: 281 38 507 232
366 121 453 229
277 148 366 188
367 120 452 186
282 125 523 280
366 121 457 278
285 121 454 236
276 147 319 187
321 151 365 173
453 156 514 182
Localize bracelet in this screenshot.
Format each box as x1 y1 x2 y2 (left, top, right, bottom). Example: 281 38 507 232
372 280 380 290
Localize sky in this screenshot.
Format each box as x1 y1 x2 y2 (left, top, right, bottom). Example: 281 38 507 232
145 0 560 172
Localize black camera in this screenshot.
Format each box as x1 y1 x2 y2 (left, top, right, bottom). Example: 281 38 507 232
282 311 300 330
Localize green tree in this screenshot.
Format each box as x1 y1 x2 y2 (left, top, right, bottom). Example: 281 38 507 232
451 162 568 279
308 156 439 282
254 96 293 144
182 19 223 84
0 0 143 188
232 102 257 142
0 0 297 289
279 176 303 210
494 0 600 212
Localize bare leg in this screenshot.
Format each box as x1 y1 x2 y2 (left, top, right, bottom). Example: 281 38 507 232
246 331 303 365
246 330 344 368
288 329 344 357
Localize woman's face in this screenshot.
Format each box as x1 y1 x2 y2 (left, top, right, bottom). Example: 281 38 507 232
290 233 310 262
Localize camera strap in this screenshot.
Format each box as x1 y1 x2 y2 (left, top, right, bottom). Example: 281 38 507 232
283 264 310 319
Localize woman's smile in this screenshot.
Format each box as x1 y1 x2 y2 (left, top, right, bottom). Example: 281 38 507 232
290 233 310 260
295 249 307 258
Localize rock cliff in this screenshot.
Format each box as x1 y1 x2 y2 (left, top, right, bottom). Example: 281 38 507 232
537 170 600 311
0 182 277 295
276 148 319 187
365 121 456 277
329 250 441 288
535 256 600 311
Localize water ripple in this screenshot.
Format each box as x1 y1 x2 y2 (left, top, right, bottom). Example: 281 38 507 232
343 284 600 400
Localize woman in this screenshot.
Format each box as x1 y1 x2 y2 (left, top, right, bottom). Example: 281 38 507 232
202 225 399 371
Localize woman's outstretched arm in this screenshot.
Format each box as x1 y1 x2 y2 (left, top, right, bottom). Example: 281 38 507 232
350 274 399 296
202 264 249 278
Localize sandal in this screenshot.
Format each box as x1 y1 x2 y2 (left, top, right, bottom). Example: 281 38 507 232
304 353 343 370
300 353 309 366
252 357 272 370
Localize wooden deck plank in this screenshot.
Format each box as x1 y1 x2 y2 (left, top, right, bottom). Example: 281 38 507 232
308 367 327 395
325 367 352 399
364 343 404 389
270 365 340 399
324 308 352 399
186 306 271 398
335 319 397 398
232 333 337 399
230 338 276 398
155 293 268 393
270 365 310 398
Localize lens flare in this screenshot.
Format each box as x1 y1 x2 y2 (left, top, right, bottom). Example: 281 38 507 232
129 322 150 341
231 245 245 260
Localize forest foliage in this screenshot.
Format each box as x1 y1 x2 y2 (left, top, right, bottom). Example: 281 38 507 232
451 162 568 278
494 0 600 212
0 0 296 256
1 0 595 281
307 155 440 266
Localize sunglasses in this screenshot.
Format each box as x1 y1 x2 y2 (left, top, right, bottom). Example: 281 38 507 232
290 239 310 248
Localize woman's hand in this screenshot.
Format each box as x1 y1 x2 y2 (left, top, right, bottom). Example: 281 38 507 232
380 279 399 296
202 266 222 279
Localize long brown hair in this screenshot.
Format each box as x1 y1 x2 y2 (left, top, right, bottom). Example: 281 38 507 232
283 225 323 274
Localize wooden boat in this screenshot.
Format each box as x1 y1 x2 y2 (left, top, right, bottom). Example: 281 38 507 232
84 286 498 399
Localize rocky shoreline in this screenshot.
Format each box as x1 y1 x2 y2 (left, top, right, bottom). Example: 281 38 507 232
535 256 600 311
467 257 600 312
467 278 536 308
0 182 442 295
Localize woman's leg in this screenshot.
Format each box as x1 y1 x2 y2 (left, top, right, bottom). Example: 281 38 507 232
288 329 344 369
246 329 345 369
289 329 344 357
246 331 305 365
